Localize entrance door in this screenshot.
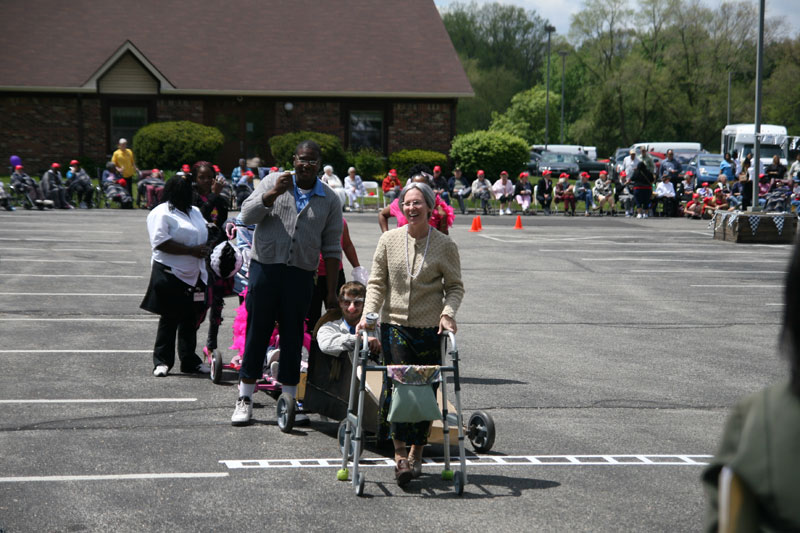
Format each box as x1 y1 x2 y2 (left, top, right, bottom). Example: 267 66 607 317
205 100 274 174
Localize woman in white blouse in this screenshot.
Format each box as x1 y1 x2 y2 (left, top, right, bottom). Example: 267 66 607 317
140 175 211 377
321 165 347 208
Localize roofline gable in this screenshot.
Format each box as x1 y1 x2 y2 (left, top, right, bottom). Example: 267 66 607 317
82 40 174 91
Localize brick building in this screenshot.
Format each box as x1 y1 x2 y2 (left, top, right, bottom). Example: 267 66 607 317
0 0 472 174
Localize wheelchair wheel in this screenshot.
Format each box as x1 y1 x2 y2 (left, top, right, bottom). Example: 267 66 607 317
211 350 223 384
468 410 495 453
276 393 295 433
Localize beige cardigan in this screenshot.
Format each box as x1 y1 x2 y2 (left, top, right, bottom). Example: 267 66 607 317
364 227 464 328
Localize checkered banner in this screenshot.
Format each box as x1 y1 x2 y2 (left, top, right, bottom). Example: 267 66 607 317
728 212 739 228
774 214 785 236
748 215 761 235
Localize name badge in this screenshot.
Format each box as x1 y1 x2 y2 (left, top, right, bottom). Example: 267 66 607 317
193 291 205 302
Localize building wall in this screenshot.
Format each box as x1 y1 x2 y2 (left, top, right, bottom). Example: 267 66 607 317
157 97 204 123
273 101 343 142
389 101 454 155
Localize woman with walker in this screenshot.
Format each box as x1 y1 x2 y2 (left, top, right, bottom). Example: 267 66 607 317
359 181 464 486
140 175 211 377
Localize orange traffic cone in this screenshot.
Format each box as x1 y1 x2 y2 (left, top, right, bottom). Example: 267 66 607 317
476 215 483 230
469 216 481 232
513 215 523 230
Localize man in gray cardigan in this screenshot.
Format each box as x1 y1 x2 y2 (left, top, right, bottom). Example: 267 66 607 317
231 140 343 426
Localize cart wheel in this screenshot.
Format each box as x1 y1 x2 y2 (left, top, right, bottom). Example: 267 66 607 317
276 393 295 433
355 472 365 496
338 419 354 461
453 470 464 496
468 410 496 453
211 350 223 384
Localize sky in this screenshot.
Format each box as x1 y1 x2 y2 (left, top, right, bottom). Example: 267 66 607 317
436 0 799 39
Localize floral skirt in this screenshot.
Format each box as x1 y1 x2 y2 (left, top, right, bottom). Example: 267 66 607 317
379 324 441 445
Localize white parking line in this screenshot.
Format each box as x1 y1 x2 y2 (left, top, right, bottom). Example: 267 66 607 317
9 229 124 234
540 249 787 255
0 292 142 297
0 274 144 278
0 317 156 321
589 258 783 263
219 454 712 470
0 237 120 243
0 350 150 353
2 247 134 253
631 270 786 274
0 473 228 483
0 258 137 264
691 284 782 288
0 398 196 404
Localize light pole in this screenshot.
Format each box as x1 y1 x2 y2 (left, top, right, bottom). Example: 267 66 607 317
727 71 731 125
751 0 765 211
544 24 556 150
559 50 568 144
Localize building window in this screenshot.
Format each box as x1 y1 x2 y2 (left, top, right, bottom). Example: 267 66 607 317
110 106 148 150
349 110 383 151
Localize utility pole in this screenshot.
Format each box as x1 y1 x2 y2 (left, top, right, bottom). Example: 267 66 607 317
544 24 556 150
559 50 568 145
751 0 765 211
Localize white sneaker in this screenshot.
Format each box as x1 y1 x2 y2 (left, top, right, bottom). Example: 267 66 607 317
643 213 649 218
270 361 280 380
231 396 253 426
153 364 168 377
636 213 643 219
506 208 512 215
498 210 504 216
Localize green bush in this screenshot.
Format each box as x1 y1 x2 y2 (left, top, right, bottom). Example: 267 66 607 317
133 121 224 170
449 130 528 181
348 148 386 180
269 131 348 174
388 149 448 179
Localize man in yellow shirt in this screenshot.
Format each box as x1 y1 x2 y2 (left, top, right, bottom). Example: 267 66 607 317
112 138 138 198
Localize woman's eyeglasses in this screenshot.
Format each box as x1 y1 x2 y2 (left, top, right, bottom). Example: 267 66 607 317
402 200 425 208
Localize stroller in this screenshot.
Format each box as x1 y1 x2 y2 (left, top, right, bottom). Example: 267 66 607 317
330 329 490 496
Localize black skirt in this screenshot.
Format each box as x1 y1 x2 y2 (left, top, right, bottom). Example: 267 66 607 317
140 261 206 320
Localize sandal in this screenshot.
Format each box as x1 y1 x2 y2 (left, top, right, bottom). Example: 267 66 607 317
395 459 412 486
408 449 423 479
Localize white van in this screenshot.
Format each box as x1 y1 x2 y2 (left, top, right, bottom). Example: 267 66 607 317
720 124 788 166
630 142 703 154
531 144 598 160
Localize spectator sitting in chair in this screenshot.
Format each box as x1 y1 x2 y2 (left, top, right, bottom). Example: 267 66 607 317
316 281 381 357
685 193 704 219
235 169 255 208
231 158 248 185
138 169 166 209
757 174 771 207
448 167 471 215
573 171 596 217
704 188 730 216
555 173 576 216
763 179 791 212
536 170 554 215
617 171 634 217
431 166 450 205
66 160 95 209
471 170 493 215
654 174 676 217
11 164 45 209
101 161 133 208
344 167 366 211
382 169 403 203
593 170 616 216
678 171 695 203
765 154 787 185
492 170 515 215
790 177 800 213
514 172 533 214
41 162 71 209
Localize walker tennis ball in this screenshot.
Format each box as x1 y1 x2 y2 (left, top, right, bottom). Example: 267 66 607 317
441 469 454 480
337 469 349 481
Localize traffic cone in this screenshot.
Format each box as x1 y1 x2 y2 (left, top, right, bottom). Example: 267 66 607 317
469 216 481 232
476 215 483 230
513 215 523 229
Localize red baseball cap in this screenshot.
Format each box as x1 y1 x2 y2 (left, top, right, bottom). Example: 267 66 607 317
244 170 255 177
70 159 79 166
685 171 694 177
51 162 60 168
213 165 220 172
151 168 159 174
692 193 699 199
477 170 485 176
541 169 551 176
599 170 608 175
270 166 278 172
388 169 397 177
580 171 590 178
500 170 508 176
182 164 191 172
620 171 627 177
559 173 569 179
433 165 441 172
702 182 708 187
519 172 528 178
118 178 127 187
14 164 22 170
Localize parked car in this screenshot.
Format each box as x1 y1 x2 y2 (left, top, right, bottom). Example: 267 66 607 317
529 151 580 179
685 153 724 184
573 153 610 180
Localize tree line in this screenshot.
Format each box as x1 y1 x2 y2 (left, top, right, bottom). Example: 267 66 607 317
442 0 800 157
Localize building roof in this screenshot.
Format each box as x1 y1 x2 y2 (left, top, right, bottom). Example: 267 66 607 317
0 0 473 98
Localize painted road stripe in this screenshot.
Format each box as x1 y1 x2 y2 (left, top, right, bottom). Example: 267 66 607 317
540 249 787 255
0 317 156 321
0 258 136 264
219 454 712 470
691 284 782 288
3 229 124 234
0 292 142 297
0 350 150 353
0 473 228 483
0 274 144 278
0 238 119 243
0 398 196 404
631 270 786 274
588 258 783 263
1 247 134 253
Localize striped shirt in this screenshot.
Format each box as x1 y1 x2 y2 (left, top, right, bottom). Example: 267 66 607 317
240 172 343 272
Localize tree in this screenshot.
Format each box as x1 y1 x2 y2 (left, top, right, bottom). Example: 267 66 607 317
489 86 560 145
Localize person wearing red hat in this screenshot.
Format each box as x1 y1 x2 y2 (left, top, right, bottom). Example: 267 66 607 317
616 171 634 216
757 173 771 207
41 162 71 209
471 170 493 215
573 171 596 216
493 170 514 215
431 165 449 205
112 138 138 198
10 163 45 209
536 170 554 215
514 172 533 214
685 192 704 219
593 170 616 216
66 159 95 208
677 171 695 206
101 161 133 208
554 172 575 215
137 168 166 209
382 169 403 203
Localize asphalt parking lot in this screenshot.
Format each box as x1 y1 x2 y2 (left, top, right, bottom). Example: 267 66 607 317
0 207 792 532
